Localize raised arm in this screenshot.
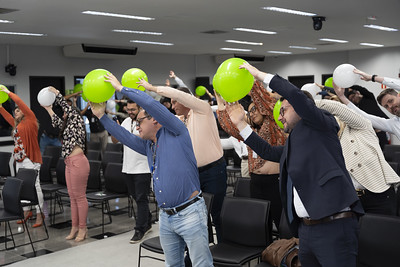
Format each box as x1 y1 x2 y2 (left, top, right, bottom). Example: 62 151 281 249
354 68 400 91
169 70 189 88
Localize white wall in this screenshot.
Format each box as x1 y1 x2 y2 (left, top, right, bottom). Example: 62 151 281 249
1 44 400 145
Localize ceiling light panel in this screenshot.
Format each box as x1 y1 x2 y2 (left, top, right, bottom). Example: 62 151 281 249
363 24 398 32
225 40 263 46
113 29 163 35
268 51 292 54
360 42 384 47
220 48 252 52
262 7 316 17
289 46 317 50
319 38 348 43
130 40 173 46
0 31 45 36
82 11 155 21
233 28 277 35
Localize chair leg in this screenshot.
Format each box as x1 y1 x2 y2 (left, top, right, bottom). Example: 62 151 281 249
138 245 141 267
5 221 16 250
22 221 36 256
38 205 49 240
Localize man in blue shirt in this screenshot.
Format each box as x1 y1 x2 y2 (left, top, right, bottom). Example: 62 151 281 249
90 73 213 267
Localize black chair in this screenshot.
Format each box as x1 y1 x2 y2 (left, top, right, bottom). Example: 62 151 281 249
383 144 400 162
87 141 101 151
0 178 36 255
101 151 123 173
233 177 251 198
86 150 101 161
86 162 128 237
210 197 272 267
138 192 214 267
388 161 399 175
15 168 49 241
41 157 66 225
43 146 62 170
357 213 400 267
226 165 241 187
0 151 12 177
105 143 123 152
39 155 53 184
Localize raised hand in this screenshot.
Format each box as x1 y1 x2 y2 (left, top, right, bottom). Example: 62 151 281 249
104 73 123 92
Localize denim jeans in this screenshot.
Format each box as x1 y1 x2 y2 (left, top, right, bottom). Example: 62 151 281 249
39 134 61 155
159 197 213 267
123 173 152 233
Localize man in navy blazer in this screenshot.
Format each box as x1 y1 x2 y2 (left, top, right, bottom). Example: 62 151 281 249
226 63 364 267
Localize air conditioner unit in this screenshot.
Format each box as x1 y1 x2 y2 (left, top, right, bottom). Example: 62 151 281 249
63 44 137 59
215 54 265 64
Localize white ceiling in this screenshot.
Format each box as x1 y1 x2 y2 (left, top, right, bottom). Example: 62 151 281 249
0 0 399 57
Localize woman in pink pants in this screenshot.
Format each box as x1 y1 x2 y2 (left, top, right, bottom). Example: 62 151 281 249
42 86 90 242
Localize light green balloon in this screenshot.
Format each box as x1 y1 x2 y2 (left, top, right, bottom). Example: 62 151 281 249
73 83 83 93
0 85 9 104
324 77 333 88
195 86 207 96
82 69 115 103
121 68 148 91
212 58 254 102
273 99 284 129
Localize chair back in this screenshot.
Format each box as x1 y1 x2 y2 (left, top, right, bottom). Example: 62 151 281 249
202 192 214 244
220 196 272 247
101 151 123 172
233 177 251 198
278 210 293 239
104 162 126 194
0 151 12 177
87 150 101 161
87 141 101 151
106 143 123 152
16 168 38 204
2 177 24 217
55 157 66 185
87 160 102 191
43 146 62 169
40 155 53 183
358 213 400 267
383 144 400 162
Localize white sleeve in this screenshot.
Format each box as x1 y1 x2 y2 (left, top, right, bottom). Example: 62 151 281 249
383 77 400 91
239 125 254 140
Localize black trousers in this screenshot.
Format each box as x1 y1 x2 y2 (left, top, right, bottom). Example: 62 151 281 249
298 216 359 267
359 187 396 216
123 172 152 233
250 173 282 226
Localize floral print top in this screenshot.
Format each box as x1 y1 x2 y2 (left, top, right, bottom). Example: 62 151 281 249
51 93 86 158
12 128 27 162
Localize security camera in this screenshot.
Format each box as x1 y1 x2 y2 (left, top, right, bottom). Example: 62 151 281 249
312 16 326 31
5 63 17 76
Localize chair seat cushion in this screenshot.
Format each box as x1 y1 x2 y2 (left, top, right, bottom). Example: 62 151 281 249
0 209 22 222
86 191 126 202
140 236 164 254
41 184 66 193
210 243 264 265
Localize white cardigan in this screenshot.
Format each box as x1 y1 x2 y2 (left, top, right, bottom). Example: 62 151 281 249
316 100 400 193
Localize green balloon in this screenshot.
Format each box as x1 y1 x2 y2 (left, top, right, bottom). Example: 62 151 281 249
73 83 83 93
212 58 254 102
81 92 88 102
121 68 148 91
195 86 207 96
82 69 115 103
0 85 9 104
273 99 284 129
324 77 333 88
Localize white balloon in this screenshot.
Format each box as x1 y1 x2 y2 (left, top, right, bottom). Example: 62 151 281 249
333 63 359 88
106 100 116 110
301 83 320 99
37 87 56 106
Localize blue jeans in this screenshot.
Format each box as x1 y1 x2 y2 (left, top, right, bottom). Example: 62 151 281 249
159 197 213 267
40 134 61 155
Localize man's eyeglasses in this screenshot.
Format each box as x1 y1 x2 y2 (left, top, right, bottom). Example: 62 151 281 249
136 115 152 127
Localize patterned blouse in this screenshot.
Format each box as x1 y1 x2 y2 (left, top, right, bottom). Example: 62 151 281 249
217 81 287 173
12 128 27 162
51 93 86 158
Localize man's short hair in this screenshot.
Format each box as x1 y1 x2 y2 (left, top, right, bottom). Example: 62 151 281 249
139 108 152 119
127 99 140 109
377 88 398 105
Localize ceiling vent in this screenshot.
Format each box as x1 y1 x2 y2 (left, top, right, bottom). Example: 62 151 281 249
63 44 137 59
0 8 19 14
202 30 228 34
215 54 265 64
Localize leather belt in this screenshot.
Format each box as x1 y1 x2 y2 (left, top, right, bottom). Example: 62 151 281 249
302 211 356 226
162 193 202 215
242 156 248 160
198 157 225 173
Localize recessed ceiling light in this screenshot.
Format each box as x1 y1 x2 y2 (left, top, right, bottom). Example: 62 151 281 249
319 38 348 43
262 7 316 17
130 40 173 46
0 31 45 37
289 45 317 50
233 28 277 35
220 48 252 52
113 29 163 35
267 51 292 55
363 24 398 32
360 42 384 47
225 40 263 46
0 20 14 24
82 11 154 21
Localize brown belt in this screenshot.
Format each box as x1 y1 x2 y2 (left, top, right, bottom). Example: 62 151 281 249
302 211 356 226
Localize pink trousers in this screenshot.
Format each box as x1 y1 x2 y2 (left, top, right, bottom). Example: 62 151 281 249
65 153 90 228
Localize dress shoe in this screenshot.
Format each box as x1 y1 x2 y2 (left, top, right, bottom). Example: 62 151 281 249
75 228 88 242
32 213 45 228
65 227 79 240
17 211 33 224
